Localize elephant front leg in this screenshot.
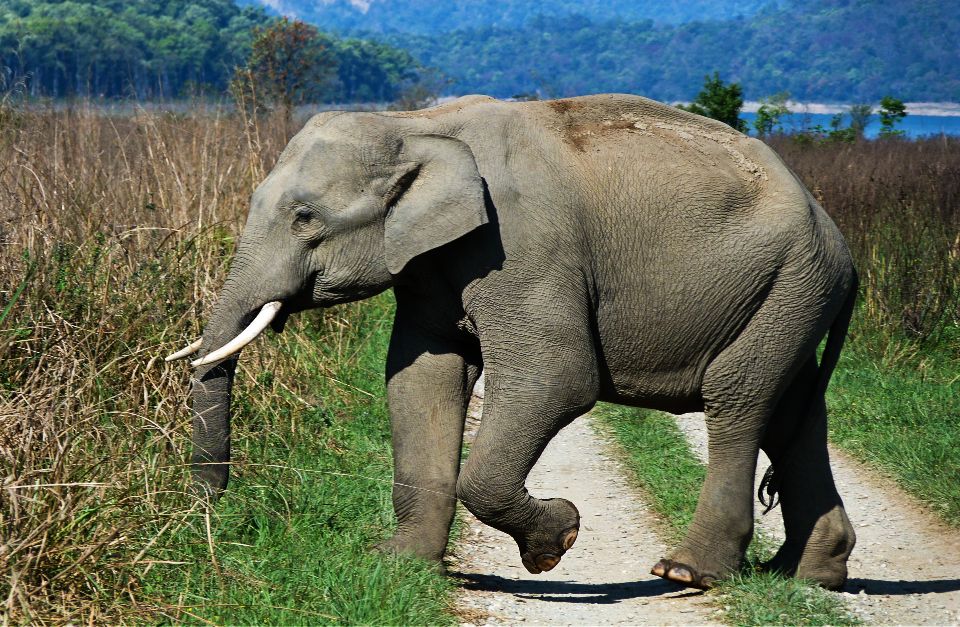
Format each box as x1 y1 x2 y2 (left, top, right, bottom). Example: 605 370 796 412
378 319 479 563
456 358 598 574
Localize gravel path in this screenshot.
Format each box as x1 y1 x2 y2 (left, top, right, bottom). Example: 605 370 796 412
451 381 719 626
674 412 960 626
451 374 960 625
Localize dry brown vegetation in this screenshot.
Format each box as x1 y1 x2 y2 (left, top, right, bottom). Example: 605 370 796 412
770 136 960 349
0 103 293 623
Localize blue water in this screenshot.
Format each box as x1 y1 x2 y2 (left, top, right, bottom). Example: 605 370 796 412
741 112 960 138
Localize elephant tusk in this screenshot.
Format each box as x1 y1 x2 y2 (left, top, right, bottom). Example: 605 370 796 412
191 301 282 368
165 338 203 362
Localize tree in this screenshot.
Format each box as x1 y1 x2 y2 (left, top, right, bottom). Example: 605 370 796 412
847 103 872 138
234 18 338 123
826 112 856 143
678 72 746 132
878 96 907 138
753 91 791 137
331 37 419 103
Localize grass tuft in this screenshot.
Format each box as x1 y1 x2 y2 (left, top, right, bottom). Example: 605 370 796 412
712 572 860 627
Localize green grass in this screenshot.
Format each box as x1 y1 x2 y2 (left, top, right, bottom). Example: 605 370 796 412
138 294 456 625
594 406 704 546
712 573 860 627
828 326 960 525
594 404 858 626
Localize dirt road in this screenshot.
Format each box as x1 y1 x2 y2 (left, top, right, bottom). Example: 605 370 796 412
452 382 960 626
675 412 960 626
451 413 720 626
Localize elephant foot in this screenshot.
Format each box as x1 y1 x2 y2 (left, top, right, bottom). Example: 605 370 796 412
374 532 446 565
650 542 742 590
515 498 580 574
521 527 579 574
765 505 855 590
760 547 848 591
650 558 718 590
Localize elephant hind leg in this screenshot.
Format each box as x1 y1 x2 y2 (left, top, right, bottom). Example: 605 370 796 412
653 280 839 589
761 359 855 590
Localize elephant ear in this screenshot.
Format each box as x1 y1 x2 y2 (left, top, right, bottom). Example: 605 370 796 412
384 134 488 275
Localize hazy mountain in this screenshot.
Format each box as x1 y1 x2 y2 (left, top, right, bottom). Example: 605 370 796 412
238 0 777 34
239 0 959 103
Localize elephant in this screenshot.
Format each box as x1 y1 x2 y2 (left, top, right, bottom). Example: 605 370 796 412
168 93 858 591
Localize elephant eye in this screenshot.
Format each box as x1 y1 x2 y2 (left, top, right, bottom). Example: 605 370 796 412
294 206 313 222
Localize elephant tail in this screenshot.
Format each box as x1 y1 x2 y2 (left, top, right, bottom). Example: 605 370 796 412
758 269 859 513
813 268 859 404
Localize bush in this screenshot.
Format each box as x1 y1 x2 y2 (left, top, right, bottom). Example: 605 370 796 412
677 72 747 132
0 103 288 622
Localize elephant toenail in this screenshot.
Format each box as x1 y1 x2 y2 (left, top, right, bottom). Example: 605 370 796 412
561 528 579 550
651 560 669 577
535 553 561 571
700 575 717 588
668 566 695 583
521 555 542 574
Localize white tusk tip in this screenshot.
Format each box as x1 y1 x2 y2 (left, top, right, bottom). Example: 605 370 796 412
165 338 203 362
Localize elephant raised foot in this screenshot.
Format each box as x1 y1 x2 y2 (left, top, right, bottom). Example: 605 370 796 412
520 524 580 574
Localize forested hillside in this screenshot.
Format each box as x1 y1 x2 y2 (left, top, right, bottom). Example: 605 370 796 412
240 0 776 34
247 0 960 103
381 0 959 102
0 0 418 100
1 0 956 102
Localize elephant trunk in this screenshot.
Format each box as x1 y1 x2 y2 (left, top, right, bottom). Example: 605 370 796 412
190 355 237 498
188 243 270 498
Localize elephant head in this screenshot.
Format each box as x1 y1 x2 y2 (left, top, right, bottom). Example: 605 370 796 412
167 112 489 497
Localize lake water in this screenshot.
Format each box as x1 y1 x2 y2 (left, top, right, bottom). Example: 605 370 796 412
740 112 960 138
40 99 960 138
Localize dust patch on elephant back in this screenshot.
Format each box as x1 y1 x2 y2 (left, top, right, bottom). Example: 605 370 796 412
545 96 768 181
646 120 768 181
385 95 498 119
548 99 583 115
562 120 653 153
581 113 768 182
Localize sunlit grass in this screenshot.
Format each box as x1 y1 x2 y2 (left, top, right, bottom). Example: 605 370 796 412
828 324 960 525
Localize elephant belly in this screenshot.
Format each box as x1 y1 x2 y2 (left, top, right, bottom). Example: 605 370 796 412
596 340 708 414
592 270 770 413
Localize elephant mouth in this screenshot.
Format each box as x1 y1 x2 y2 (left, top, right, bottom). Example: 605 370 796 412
270 307 291 333
166 301 285 366
166 272 321 367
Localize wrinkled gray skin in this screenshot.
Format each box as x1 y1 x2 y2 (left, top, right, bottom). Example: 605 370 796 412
189 94 858 590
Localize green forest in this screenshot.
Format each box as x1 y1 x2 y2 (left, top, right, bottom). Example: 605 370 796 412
382 0 959 102
2 0 957 103
0 0 419 101
240 0 777 34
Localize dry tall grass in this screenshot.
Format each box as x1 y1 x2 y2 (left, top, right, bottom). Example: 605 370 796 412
770 136 960 348
0 102 291 623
